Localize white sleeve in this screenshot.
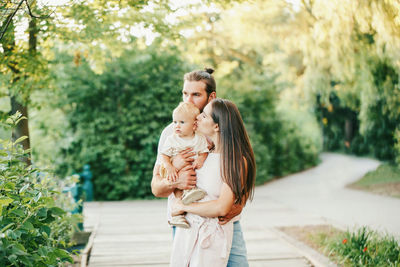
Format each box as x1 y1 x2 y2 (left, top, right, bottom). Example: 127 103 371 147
196 134 209 154
155 123 173 165
160 136 174 157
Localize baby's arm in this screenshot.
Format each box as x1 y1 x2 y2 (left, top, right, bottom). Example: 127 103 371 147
161 154 178 182
193 152 208 170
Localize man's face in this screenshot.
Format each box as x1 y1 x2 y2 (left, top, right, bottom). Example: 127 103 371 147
182 81 215 112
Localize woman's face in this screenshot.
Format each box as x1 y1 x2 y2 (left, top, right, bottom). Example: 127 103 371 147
196 103 217 137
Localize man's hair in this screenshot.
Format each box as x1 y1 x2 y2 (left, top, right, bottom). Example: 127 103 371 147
183 68 216 96
173 102 200 120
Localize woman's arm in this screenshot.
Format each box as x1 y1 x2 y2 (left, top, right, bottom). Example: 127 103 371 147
173 183 235 218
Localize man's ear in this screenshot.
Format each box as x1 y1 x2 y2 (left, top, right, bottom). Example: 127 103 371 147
208 92 216 102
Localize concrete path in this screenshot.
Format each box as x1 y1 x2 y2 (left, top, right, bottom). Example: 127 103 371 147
84 152 396 266
254 153 400 237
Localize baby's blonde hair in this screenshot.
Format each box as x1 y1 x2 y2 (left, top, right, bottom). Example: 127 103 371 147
173 102 200 120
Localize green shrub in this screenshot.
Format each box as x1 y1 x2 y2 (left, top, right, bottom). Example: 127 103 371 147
56 46 188 200
328 227 400 267
0 112 80 266
220 67 321 184
395 129 400 168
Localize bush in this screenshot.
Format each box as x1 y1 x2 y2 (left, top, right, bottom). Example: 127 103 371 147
328 227 400 267
220 67 321 184
395 129 400 168
0 112 80 266
56 46 189 200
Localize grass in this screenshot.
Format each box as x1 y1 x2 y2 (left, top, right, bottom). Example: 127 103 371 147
280 225 400 267
349 164 400 198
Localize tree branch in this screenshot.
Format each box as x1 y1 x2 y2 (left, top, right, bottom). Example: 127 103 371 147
0 0 24 42
24 0 53 19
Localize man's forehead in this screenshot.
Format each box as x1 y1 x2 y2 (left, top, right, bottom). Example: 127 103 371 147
182 81 207 93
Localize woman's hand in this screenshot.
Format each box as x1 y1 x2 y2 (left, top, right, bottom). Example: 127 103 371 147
171 198 185 216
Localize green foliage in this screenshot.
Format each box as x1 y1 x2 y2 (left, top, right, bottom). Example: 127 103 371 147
356 164 400 186
360 59 399 161
220 67 321 184
0 112 80 266
56 45 188 200
395 129 400 168
328 227 400 267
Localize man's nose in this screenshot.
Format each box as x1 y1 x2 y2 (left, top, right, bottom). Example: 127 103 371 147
187 95 194 103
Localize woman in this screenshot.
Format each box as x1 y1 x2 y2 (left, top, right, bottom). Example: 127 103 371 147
170 98 256 266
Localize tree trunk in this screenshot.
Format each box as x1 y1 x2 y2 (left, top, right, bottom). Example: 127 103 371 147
1 13 35 165
10 97 31 165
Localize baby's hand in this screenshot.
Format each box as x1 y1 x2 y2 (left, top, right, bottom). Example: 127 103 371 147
166 165 178 182
192 158 204 170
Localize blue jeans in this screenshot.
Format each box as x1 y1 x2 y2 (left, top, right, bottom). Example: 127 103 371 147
227 221 249 267
172 221 249 266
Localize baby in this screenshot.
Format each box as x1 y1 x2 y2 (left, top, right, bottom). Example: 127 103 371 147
160 102 208 228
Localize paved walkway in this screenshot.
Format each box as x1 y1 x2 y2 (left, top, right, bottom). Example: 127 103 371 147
84 153 398 266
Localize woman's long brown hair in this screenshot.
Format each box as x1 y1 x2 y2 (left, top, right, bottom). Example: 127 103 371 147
210 98 256 205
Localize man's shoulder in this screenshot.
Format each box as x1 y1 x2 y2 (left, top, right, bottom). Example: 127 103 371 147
160 123 174 138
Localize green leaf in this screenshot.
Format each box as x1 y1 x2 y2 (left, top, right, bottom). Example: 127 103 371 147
19 183 30 194
15 116 27 126
13 136 28 145
34 192 42 202
4 182 15 191
11 208 25 217
22 221 34 231
1 223 15 233
50 207 66 216
54 248 72 261
37 207 47 219
0 198 13 207
40 225 51 236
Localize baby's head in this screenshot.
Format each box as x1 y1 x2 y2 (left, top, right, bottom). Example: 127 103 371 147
172 102 200 138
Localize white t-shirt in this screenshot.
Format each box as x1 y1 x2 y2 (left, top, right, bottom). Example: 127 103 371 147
161 132 209 158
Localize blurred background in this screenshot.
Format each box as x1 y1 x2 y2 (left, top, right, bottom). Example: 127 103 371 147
1 0 399 201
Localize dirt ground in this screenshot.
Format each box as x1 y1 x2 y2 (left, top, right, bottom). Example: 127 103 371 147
279 225 344 257
348 182 400 199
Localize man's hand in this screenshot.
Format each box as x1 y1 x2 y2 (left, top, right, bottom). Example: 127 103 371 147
175 165 197 190
171 198 185 216
218 203 244 225
171 147 196 170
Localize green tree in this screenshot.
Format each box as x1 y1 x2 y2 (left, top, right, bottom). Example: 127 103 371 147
55 46 189 200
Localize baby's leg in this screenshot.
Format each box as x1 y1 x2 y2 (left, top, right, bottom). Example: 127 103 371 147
169 189 189 228
182 187 206 205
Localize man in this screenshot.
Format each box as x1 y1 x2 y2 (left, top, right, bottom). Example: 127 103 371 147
151 68 249 266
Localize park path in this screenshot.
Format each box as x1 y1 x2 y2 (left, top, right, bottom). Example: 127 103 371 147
84 152 397 266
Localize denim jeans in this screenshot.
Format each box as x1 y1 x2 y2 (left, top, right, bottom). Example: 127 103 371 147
227 221 249 267
172 221 249 266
